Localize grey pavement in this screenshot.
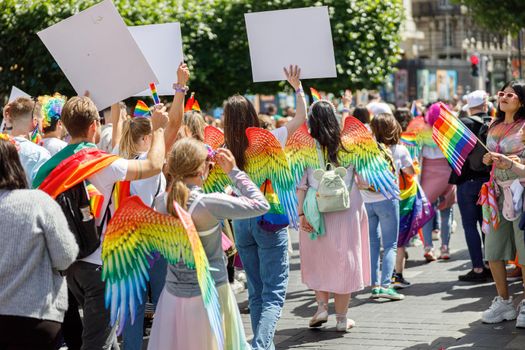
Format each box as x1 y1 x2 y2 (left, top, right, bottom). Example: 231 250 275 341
236 210 525 350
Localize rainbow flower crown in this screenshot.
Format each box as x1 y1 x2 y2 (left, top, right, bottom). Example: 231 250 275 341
0 133 20 150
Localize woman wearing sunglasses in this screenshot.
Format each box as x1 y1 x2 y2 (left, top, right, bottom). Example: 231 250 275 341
480 80 525 327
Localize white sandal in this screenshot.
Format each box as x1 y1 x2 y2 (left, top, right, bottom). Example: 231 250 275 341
309 301 328 328
335 314 355 332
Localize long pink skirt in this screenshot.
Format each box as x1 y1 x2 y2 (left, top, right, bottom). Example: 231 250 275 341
147 283 250 350
421 157 456 208
299 185 371 294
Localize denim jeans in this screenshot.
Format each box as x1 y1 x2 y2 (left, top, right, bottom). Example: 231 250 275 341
234 217 289 350
122 256 167 350
365 199 400 288
423 204 452 248
457 179 486 268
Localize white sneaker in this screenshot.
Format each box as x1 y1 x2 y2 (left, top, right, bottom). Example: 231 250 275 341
335 318 355 332
481 296 517 323
234 269 247 283
230 280 245 294
516 300 525 328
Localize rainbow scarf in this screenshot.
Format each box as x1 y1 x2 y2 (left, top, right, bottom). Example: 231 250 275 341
432 103 478 175
37 148 119 199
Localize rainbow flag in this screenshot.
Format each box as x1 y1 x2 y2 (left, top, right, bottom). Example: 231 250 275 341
112 180 131 211
258 179 289 232
134 100 150 118
30 125 42 144
310 87 321 102
86 183 104 218
410 101 418 117
432 103 477 175
149 83 160 105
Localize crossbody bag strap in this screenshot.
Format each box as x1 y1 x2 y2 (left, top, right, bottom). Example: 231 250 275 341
98 183 116 233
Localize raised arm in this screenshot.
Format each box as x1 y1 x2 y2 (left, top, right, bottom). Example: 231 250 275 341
111 102 126 149
125 105 169 180
283 65 306 138
164 62 190 152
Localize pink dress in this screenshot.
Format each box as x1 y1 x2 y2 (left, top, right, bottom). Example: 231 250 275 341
298 166 371 294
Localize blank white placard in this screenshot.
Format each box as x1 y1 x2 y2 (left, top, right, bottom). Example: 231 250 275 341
245 6 337 82
130 23 184 96
37 0 158 110
8 86 31 102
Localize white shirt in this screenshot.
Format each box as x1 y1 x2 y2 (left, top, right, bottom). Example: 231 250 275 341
361 144 412 203
272 126 288 148
14 137 51 187
421 146 445 159
40 137 67 156
79 158 128 265
131 152 167 207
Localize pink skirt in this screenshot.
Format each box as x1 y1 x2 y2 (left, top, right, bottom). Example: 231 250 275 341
147 284 250 350
299 185 371 294
421 157 456 208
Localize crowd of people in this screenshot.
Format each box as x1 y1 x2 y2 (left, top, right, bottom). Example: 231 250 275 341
1 62 525 350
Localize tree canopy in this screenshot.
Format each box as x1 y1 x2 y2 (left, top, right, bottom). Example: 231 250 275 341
452 0 525 36
0 0 403 107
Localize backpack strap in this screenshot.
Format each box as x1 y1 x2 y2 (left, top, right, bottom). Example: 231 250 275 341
98 183 116 233
150 176 162 208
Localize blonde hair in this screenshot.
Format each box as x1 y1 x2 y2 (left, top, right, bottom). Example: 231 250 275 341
183 111 206 141
166 138 208 215
119 117 152 159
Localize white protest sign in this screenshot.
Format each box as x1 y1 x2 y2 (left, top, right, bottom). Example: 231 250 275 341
37 0 158 110
8 86 31 102
244 6 337 82
130 23 184 96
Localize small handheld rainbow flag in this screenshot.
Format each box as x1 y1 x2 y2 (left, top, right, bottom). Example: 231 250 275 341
184 92 202 112
134 100 151 118
432 103 478 175
30 125 42 144
149 83 160 105
86 183 104 218
310 87 321 102
410 101 418 117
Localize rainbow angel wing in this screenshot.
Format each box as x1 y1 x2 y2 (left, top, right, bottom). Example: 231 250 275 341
339 116 399 199
284 123 319 184
203 126 233 193
245 127 298 228
101 196 224 348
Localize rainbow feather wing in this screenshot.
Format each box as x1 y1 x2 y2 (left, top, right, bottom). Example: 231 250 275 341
101 196 223 348
284 123 318 184
203 126 233 193
339 116 399 199
173 203 224 349
245 127 298 229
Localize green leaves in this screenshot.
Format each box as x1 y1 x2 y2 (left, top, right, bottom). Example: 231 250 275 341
0 0 403 107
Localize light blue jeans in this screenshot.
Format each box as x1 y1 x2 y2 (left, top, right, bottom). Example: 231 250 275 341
234 217 289 350
365 199 400 288
122 256 167 350
423 203 453 249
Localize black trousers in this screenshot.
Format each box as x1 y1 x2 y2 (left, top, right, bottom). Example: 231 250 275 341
0 315 61 350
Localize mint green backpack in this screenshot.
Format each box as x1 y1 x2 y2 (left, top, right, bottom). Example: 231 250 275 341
313 143 351 213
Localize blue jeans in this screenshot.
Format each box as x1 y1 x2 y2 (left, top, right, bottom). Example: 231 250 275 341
365 199 400 288
423 204 452 248
122 256 167 350
457 179 486 269
234 217 289 350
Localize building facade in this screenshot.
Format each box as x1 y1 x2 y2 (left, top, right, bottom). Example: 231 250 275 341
392 0 521 106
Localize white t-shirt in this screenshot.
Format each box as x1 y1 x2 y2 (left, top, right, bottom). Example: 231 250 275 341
80 158 128 265
14 137 51 187
272 126 288 148
422 146 445 159
361 144 412 203
40 137 67 156
131 152 167 207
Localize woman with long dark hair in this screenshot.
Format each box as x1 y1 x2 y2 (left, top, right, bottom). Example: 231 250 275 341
0 135 78 349
222 65 306 349
480 80 525 327
297 101 370 331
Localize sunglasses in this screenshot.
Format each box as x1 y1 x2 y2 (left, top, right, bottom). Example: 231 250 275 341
497 91 519 99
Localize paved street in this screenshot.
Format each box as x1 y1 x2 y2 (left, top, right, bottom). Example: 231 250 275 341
236 211 525 350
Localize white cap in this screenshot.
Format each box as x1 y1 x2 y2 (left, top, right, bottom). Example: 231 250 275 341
367 102 392 116
464 90 488 111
